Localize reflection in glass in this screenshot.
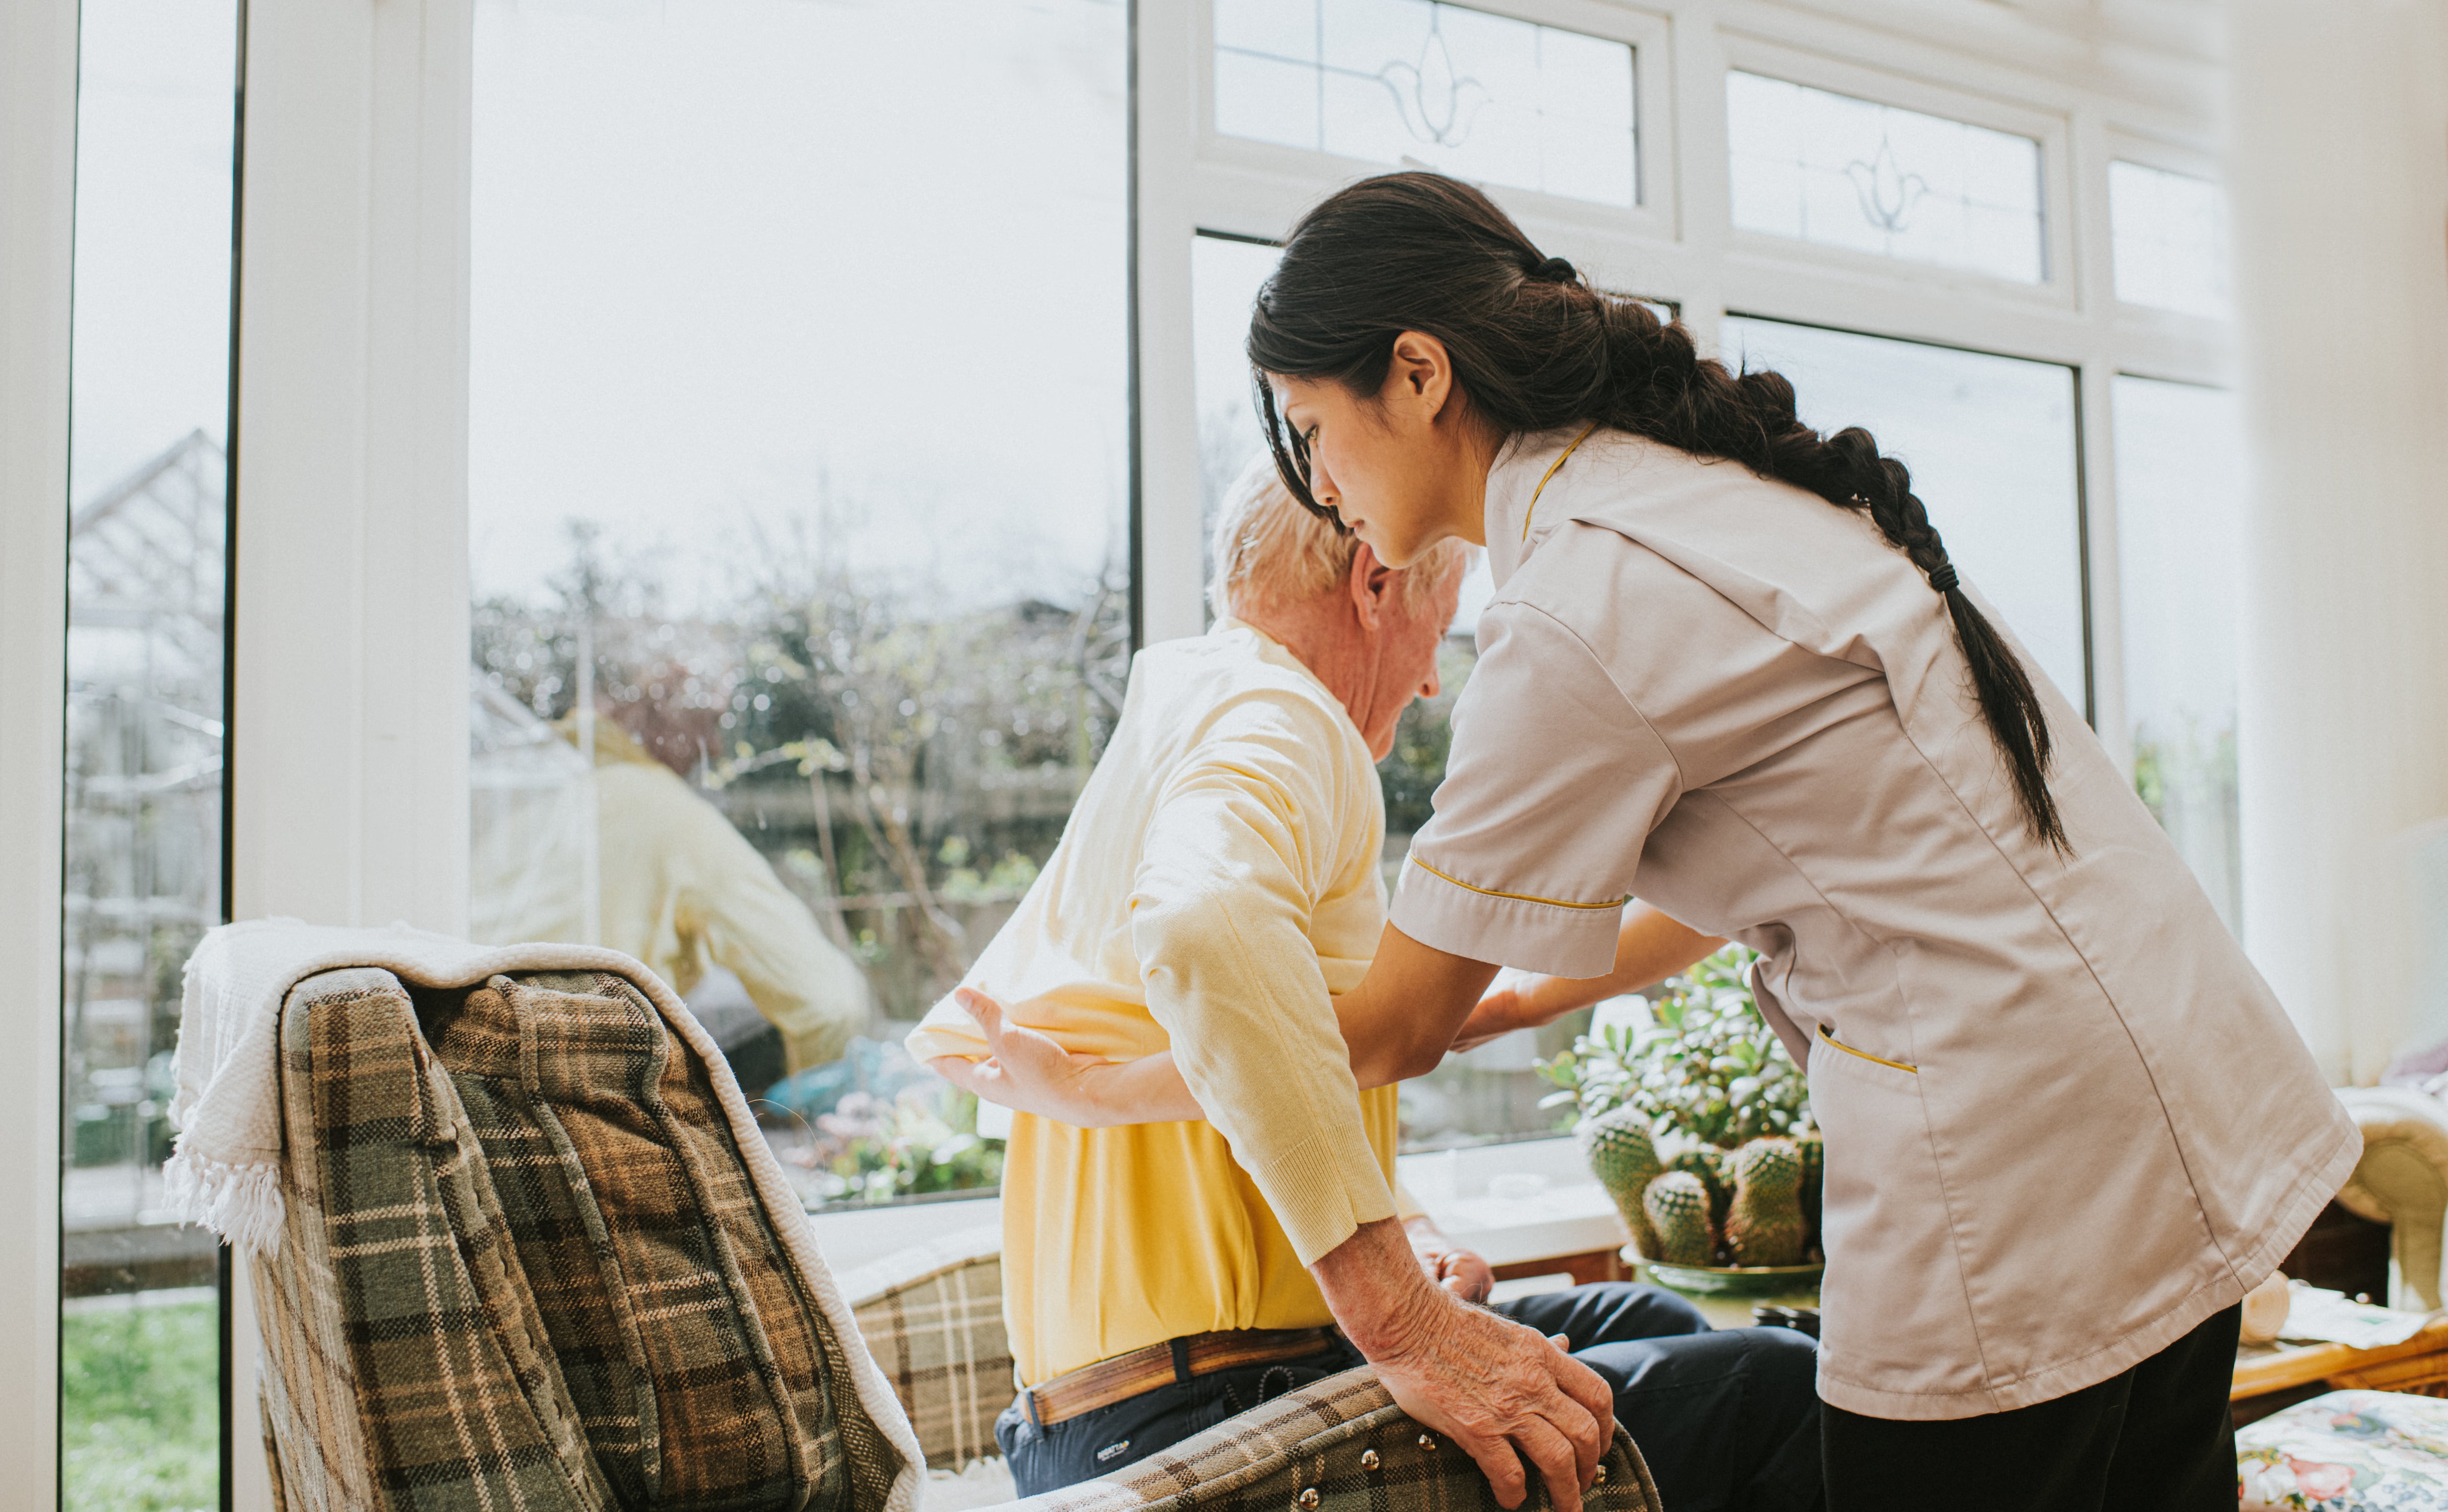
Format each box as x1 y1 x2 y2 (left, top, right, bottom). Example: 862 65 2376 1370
1727 71 2044 283
60 0 236 1506
1722 318 2087 707
2109 161 2231 319
1214 0 1636 208
2114 376 2244 935
469 0 1130 1208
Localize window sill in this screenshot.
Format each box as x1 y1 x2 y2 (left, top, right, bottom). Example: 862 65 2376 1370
804 1135 1623 1277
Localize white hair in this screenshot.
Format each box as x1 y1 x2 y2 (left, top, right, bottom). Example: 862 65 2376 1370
1207 455 1476 623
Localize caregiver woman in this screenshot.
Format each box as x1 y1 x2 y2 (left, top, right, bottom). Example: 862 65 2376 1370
1271 170 2361 1509
974 170 2358 1510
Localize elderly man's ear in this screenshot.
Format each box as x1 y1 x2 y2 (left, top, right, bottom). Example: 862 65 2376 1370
1345 542 1397 629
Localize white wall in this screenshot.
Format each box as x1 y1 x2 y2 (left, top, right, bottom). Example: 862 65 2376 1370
0 0 79 1498
2230 0 2448 1083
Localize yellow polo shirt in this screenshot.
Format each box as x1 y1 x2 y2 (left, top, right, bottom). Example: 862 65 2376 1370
908 622 1399 1385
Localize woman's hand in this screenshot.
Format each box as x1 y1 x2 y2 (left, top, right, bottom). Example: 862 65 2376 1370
927 988 1207 1127
931 988 1116 1124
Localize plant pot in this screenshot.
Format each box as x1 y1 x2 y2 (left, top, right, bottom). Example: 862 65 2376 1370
1631 1256 1824 1297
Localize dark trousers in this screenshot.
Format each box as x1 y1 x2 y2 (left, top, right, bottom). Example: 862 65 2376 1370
998 1283 1825 1512
1822 1303 2242 1512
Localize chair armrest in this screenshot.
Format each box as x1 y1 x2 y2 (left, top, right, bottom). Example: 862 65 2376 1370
844 1225 1015 1472
2336 1086 2448 1310
991 1367 1661 1512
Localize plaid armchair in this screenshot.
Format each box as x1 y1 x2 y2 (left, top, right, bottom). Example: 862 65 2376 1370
247 963 1661 1512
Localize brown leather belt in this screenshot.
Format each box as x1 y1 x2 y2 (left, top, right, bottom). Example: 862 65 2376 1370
1022 1327 1342 1428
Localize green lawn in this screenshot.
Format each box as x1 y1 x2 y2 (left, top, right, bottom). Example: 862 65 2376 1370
61 1297 218 1512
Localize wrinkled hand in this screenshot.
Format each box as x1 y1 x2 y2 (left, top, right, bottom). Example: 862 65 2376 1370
1365 1289 1615 1512
933 988 1115 1124
1448 985 1530 1054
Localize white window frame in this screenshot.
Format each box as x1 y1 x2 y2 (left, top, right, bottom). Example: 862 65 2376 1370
1146 2 2239 685
20 0 2244 1497
2 0 80 1496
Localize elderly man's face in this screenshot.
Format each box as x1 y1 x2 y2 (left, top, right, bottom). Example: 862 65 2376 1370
1357 562 1464 762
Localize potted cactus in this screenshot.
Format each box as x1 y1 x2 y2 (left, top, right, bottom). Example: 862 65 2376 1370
1539 946 1824 1293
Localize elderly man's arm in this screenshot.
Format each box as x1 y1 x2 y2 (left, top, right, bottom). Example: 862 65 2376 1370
1123 719 1609 1512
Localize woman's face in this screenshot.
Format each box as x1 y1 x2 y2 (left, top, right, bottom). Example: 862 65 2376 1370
1269 333 1491 568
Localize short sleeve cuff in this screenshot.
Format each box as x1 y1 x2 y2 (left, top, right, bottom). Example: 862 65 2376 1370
1390 854 1623 978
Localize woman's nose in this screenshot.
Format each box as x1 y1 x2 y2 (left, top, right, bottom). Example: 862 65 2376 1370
1310 452 1340 510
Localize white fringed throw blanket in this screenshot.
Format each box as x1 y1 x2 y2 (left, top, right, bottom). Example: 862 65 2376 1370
169 920 668 1254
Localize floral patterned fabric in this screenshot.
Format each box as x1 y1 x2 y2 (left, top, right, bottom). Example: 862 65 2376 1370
2240 1391 2448 1510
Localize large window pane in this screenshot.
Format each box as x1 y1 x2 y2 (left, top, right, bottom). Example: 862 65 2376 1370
1727 71 2045 283
1214 0 1638 208
1722 317 2088 707
469 0 1129 1209
2114 375 2244 934
60 0 237 1506
2109 161 2231 319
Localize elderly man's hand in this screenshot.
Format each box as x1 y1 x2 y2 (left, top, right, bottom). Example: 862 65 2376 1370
1315 1218 1614 1512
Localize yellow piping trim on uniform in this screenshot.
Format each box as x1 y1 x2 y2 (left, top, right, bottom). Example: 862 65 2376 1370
1520 422 1602 541
1408 854 1629 911
1818 1023 1918 1075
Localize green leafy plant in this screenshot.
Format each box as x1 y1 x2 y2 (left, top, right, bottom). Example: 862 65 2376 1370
1538 945 1812 1149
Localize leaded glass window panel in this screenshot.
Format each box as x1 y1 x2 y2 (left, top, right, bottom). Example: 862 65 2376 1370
1726 70 2045 283
2109 161 2230 319
1213 0 1637 208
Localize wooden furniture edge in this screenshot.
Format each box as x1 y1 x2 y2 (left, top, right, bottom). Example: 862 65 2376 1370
2232 1318 2448 1400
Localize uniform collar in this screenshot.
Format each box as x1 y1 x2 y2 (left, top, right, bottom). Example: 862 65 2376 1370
1482 424 1602 589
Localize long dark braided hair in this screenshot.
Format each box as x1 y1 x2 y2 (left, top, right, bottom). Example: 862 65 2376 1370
1249 171 2067 852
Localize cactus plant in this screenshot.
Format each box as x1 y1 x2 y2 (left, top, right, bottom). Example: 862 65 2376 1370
1643 1170 1717 1266
1669 1144 1731 1232
1726 1138 1808 1266
1578 1102 1665 1259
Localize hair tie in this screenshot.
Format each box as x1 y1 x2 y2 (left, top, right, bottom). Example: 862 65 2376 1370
1530 255 1577 284
1928 561 1959 594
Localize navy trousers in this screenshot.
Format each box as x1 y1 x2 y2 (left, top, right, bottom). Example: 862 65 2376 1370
998 1283 1825 1512
1821 1303 2242 1512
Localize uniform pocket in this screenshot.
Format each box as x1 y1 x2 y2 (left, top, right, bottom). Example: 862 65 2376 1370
1805 1028 1986 1400
1815 1023 1917 1080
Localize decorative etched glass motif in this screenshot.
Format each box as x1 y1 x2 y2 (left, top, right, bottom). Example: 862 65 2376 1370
1726 70 2045 283
2110 162 2230 318
1214 0 1637 208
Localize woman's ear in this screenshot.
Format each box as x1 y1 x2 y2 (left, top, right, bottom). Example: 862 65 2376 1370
1347 542 1395 628
1383 330 1459 423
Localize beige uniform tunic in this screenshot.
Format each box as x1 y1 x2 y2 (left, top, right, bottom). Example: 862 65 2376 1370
1392 426 2358 1421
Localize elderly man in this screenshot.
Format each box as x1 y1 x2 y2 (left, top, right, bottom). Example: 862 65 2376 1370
911 464 1820 1512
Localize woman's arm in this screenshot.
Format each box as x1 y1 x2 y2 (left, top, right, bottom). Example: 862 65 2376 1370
935 924 1496 1127
931 907 1720 1127
1450 903 1723 1051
